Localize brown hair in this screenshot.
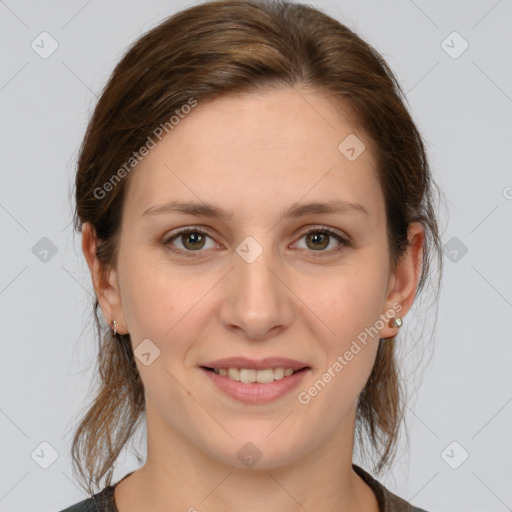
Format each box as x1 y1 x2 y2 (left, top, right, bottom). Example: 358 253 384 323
72 0 443 494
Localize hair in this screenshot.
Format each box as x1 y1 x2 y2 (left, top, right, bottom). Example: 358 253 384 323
71 0 443 494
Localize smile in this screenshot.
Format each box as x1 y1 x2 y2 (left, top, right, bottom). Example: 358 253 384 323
207 367 297 383
200 357 310 404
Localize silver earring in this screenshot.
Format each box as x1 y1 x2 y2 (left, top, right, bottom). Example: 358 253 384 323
112 320 117 336
389 317 403 328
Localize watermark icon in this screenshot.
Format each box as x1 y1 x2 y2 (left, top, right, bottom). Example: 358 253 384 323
31 31 59 59
134 338 161 366
31 441 59 469
32 236 58 263
93 97 198 200
297 303 402 405
338 134 365 161
441 441 469 469
237 442 262 467
443 236 468 263
441 31 469 60
236 236 263 264
503 186 512 200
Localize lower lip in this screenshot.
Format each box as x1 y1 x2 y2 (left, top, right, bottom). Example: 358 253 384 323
200 367 309 404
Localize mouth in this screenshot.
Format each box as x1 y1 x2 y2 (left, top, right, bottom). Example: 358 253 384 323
199 357 310 404
201 366 308 383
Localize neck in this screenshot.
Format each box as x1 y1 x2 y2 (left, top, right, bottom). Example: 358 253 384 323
114 404 379 512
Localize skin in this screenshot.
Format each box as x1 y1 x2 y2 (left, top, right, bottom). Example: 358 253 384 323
83 86 424 512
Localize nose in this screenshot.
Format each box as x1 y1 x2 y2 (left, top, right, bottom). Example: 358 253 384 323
219 240 294 340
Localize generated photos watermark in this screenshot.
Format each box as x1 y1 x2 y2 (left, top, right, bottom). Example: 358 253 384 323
93 97 198 200
297 302 403 405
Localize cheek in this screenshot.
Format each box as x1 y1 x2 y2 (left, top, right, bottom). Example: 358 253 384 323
308 263 388 346
117 247 184 341
297 256 388 402
296 273 385 418
118 250 221 363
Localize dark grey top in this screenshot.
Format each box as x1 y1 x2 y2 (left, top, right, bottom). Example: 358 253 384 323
59 464 429 511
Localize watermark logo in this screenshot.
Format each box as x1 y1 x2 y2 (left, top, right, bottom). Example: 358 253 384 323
31 441 59 469
338 134 366 161
32 237 58 263
297 303 402 405
441 31 469 60
31 32 59 59
134 338 161 366
441 441 469 469
236 236 263 264
443 236 468 263
93 97 198 200
237 442 262 467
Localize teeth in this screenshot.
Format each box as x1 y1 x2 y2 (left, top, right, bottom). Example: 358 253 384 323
212 367 297 383
227 368 240 381
274 367 284 379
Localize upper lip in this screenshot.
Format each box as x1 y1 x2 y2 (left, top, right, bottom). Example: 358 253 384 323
201 357 309 371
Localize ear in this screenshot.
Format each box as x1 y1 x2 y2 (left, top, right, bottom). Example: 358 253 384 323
379 221 424 339
81 222 128 335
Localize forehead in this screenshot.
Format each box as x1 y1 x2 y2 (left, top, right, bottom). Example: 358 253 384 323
122 87 384 225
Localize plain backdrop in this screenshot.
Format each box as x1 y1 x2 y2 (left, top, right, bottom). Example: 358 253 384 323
0 1 511 511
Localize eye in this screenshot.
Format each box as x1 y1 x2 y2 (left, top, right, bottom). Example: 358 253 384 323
163 227 217 257
293 227 349 255
162 225 350 258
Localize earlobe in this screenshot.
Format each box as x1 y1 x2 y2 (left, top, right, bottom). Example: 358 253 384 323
379 222 424 338
81 222 128 335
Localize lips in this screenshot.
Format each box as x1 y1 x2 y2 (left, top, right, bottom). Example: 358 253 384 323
200 357 311 404
201 357 309 371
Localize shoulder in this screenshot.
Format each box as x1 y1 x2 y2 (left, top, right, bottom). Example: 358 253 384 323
58 485 116 512
352 464 430 512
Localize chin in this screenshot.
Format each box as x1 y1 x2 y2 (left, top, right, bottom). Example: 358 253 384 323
200 431 308 471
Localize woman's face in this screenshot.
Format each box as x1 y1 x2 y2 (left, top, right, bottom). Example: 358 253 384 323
91 87 422 469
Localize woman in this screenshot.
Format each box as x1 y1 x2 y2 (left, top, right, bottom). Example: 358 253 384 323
61 0 442 510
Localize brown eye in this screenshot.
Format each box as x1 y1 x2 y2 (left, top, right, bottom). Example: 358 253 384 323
180 231 206 250
305 231 330 251
295 227 349 255
163 226 349 258
163 228 216 256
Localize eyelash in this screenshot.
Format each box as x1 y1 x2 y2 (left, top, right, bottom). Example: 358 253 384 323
162 225 351 258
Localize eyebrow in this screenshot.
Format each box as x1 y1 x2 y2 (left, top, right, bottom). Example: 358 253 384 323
141 199 369 220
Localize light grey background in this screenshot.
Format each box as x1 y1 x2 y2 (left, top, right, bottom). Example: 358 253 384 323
1 1 511 511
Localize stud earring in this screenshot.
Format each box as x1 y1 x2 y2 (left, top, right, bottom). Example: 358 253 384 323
389 317 403 328
112 320 117 336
